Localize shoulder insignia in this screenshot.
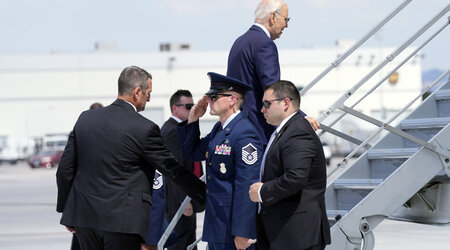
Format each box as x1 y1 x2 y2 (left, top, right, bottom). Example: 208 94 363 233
153 170 163 189
242 143 258 165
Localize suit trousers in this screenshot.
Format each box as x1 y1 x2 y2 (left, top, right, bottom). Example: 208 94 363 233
255 214 270 250
75 227 143 250
255 214 325 250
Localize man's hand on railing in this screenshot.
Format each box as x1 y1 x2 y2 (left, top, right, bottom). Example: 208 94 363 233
183 202 194 217
306 116 320 131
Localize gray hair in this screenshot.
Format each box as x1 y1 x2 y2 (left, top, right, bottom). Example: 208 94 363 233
254 0 286 22
118 66 152 96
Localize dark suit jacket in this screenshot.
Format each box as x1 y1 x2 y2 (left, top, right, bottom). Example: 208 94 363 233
259 112 331 250
227 25 280 143
160 117 204 248
56 99 205 240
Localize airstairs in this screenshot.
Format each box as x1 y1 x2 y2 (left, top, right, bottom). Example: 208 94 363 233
324 75 450 250
156 1 449 249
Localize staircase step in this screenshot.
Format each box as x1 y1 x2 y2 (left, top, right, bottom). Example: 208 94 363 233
334 179 383 210
434 89 450 100
327 210 349 226
333 179 384 189
400 117 450 129
400 117 450 147
435 89 450 117
327 210 349 220
367 148 417 179
367 148 417 159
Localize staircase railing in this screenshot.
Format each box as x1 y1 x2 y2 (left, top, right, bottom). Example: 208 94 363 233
300 0 413 96
327 70 450 178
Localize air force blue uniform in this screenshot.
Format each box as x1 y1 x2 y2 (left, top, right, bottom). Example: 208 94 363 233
177 72 263 250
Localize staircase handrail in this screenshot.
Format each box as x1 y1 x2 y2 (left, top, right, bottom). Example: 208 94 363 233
316 4 450 125
300 0 412 96
327 69 450 178
319 17 450 139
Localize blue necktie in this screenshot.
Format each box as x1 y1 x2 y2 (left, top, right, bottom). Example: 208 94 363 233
258 130 278 213
259 130 278 182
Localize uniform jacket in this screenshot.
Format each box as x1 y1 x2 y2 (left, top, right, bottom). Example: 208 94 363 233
56 99 205 240
227 25 280 142
177 112 263 243
145 171 179 247
259 112 331 250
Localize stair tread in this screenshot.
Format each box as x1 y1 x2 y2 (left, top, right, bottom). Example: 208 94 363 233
326 209 349 215
400 117 450 128
367 148 417 159
333 179 383 189
435 89 450 100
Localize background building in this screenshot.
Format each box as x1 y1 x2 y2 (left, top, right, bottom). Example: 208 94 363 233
0 43 422 156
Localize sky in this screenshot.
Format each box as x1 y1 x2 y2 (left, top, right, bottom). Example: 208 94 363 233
0 0 448 71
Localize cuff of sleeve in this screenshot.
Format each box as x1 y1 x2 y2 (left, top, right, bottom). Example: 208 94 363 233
258 184 263 203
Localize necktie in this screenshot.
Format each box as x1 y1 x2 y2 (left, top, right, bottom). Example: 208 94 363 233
258 130 278 213
193 162 202 178
259 130 278 182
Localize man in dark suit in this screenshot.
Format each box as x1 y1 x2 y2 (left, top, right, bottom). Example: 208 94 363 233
161 90 204 250
56 66 205 250
227 0 320 143
249 80 331 250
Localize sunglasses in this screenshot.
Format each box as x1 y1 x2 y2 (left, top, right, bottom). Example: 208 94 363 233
262 97 292 108
274 11 290 24
208 93 232 102
175 103 194 110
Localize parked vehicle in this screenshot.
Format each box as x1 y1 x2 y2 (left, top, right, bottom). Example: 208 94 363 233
42 134 68 152
27 150 63 168
0 135 32 164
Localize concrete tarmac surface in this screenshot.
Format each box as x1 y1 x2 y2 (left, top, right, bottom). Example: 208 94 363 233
0 160 449 250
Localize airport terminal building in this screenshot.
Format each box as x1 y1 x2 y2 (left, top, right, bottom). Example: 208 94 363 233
0 43 422 155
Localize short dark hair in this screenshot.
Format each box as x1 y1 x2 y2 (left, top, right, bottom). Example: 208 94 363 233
89 102 103 110
266 80 300 109
118 66 152 96
169 90 193 112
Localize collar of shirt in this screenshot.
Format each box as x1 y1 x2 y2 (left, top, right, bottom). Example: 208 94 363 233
123 100 137 112
222 110 241 130
254 23 270 38
275 111 297 134
171 115 183 123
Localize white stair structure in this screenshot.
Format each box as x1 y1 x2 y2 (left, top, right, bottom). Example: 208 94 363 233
312 2 450 249
324 77 450 249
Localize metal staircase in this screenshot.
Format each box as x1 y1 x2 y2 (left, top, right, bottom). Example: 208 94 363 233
325 76 450 249
299 1 450 249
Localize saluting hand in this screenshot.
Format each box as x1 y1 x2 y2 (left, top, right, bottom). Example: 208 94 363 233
188 96 209 124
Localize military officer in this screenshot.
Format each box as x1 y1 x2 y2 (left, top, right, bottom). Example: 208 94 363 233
178 72 263 250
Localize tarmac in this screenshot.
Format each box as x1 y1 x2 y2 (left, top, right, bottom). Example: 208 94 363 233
0 160 449 250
